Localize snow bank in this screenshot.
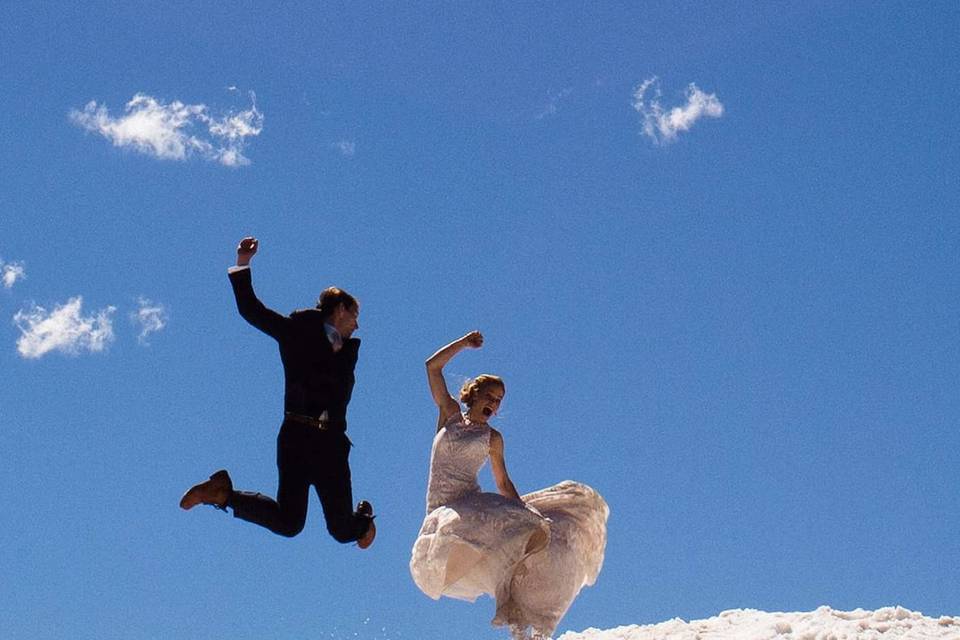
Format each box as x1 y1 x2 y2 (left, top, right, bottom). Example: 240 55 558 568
557 606 958 640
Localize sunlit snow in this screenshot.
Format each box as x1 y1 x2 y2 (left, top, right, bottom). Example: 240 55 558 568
557 606 957 640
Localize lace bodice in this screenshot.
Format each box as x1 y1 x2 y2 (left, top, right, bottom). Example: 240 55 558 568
424 414 491 512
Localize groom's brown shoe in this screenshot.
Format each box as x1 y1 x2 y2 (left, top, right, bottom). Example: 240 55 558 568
180 469 232 510
356 500 376 549
356 500 373 518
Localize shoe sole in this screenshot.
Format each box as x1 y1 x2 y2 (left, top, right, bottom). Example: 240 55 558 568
357 521 376 549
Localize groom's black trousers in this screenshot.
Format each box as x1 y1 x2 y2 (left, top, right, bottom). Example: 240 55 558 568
230 418 368 542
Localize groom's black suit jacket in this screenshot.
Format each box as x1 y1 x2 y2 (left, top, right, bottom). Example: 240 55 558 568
229 267 360 430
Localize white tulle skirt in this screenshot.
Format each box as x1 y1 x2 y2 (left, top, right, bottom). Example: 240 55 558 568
410 481 608 639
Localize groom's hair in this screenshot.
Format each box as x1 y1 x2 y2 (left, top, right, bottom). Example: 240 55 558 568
460 374 505 407
316 287 359 320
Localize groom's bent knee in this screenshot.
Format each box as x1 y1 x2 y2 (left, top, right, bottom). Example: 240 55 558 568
326 519 359 544
274 515 307 538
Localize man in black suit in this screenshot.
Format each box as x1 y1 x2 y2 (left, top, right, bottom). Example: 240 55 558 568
180 236 376 549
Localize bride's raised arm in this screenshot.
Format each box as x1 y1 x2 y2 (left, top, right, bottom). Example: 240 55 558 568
425 331 484 429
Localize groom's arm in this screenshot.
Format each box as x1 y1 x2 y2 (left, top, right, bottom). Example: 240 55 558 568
228 237 288 340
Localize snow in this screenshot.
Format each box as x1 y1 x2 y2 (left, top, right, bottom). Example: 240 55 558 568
556 606 958 640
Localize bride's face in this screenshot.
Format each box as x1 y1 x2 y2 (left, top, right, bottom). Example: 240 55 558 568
468 384 504 421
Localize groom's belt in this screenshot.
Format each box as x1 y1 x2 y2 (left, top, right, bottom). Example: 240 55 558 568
284 411 346 432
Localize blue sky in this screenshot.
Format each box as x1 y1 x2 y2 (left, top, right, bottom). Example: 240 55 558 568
2 2 958 639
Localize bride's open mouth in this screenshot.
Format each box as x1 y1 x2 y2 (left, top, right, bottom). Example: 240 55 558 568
482 407 493 417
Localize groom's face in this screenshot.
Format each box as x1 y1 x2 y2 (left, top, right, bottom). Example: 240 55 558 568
331 303 360 339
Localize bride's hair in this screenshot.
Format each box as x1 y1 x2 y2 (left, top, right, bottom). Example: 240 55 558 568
459 374 505 407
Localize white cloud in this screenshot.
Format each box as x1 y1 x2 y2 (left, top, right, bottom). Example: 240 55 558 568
13 296 115 359
131 297 168 345
632 77 724 145
1 260 25 289
536 87 573 120
332 140 356 157
70 92 263 166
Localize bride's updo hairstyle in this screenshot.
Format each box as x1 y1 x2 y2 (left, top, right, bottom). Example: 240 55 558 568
460 374 505 407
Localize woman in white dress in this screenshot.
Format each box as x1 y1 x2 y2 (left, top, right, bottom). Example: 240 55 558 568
410 331 609 639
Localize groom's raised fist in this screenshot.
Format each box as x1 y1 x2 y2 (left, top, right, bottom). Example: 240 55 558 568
237 237 259 266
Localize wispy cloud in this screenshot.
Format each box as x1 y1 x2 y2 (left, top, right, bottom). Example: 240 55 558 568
332 140 356 157
13 297 115 359
1 259 25 289
131 297 168 345
632 77 724 145
536 87 573 120
70 92 263 166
